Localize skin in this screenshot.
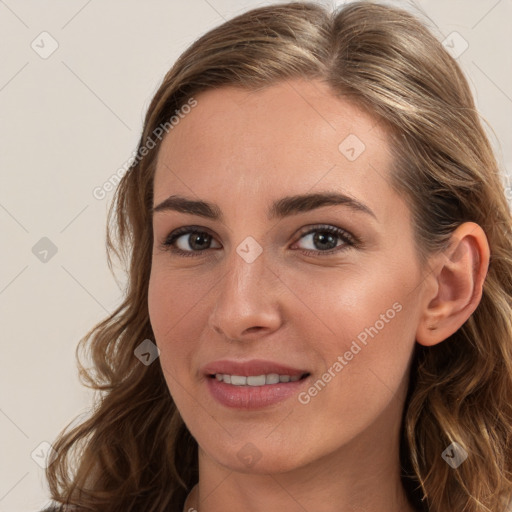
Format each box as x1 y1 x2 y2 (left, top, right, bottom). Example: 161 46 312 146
148 79 490 512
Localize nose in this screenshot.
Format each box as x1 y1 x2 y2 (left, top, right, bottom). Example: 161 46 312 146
208 244 282 342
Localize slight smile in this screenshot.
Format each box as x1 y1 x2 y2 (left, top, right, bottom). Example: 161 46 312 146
202 359 311 409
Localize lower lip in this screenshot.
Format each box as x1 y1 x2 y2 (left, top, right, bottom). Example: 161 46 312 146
206 375 309 409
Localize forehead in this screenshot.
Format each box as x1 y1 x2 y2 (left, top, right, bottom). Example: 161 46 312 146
154 79 395 217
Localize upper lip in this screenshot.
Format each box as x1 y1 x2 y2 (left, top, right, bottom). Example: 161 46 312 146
202 359 309 377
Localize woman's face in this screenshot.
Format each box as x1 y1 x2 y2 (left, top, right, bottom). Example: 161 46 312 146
148 79 428 474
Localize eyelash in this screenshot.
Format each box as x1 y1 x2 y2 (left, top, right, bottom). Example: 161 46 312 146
160 224 359 258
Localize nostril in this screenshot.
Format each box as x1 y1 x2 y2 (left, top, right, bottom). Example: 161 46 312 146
243 326 264 335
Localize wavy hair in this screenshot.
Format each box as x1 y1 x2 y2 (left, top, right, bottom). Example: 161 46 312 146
45 2 512 511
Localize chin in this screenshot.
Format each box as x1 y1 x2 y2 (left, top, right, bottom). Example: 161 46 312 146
201 438 309 475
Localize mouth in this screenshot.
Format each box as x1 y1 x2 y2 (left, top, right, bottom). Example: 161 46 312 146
202 360 312 409
208 372 311 386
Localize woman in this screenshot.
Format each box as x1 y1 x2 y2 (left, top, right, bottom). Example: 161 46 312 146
43 1 512 511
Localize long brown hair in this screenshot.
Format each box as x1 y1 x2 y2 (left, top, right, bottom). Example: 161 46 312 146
46 2 512 511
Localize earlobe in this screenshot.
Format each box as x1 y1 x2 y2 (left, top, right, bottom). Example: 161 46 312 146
416 222 490 347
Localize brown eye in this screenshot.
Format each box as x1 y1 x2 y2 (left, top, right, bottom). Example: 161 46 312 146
293 225 357 256
161 224 359 258
162 227 221 257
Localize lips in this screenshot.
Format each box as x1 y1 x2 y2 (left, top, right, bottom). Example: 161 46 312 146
201 359 309 378
202 359 311 409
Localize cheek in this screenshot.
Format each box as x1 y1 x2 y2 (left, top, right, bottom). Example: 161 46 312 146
280 255 415 341
148 269 191 369
148 272 193 412
148 264 216 384
280 260 418 405
148 263 209 337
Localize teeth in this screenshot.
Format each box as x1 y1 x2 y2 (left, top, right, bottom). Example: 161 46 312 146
231 375 248 386
266 373 280 384
247 375 266 386
214 373 305 386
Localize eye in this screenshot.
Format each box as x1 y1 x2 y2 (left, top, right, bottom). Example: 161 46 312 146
160 224 358 258
161 226 220 257
292 224 357 256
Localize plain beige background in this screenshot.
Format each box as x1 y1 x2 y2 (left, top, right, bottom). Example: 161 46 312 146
0 1 511 510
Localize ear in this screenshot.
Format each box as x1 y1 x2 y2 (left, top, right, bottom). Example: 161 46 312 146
416 222 490 347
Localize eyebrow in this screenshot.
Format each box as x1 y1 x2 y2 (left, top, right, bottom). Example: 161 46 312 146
152 192 377 222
